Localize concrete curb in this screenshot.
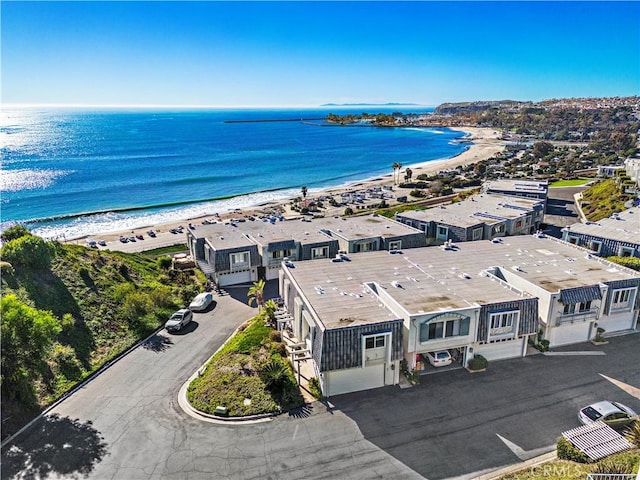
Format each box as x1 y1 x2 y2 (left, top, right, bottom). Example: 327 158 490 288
472 451 558 480
1 325 164 448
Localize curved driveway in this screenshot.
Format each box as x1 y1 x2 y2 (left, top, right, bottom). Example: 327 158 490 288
2 290 639 480
1 291 421 480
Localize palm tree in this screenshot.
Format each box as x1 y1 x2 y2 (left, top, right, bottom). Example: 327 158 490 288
404 167 413 183
301 185 308 199
247 279 266 311
392 162 402 184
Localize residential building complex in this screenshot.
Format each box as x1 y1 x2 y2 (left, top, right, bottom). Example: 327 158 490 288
279 235 640 396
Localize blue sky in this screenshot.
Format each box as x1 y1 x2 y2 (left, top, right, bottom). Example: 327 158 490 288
2 1 639 107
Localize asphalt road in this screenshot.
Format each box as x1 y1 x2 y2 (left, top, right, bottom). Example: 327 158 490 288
2 289 639 480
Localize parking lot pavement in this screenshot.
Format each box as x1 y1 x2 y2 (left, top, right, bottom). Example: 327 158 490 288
329 333 640 480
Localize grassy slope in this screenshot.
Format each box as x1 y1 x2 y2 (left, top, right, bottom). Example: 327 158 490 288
1 242 199 437
581 178 633 221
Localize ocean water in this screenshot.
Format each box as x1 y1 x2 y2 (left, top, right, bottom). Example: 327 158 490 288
0 108 468 239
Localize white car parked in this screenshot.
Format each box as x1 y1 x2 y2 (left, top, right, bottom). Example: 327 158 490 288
188 292 214 312
426 350 453 367
165 309 193 332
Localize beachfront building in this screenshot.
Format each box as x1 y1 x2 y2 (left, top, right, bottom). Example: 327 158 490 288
186 223 261 287
561 207 640 259
316 214 427 253
186 214 426 287
394 193 545 245
278 234 640 396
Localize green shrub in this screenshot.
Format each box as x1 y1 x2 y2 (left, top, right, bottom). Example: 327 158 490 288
606 256 640 271
557 437 591 463
591 450 638 474
1 225 31 243
1 235 53 269
269 330 282 343
156 256 173 270
308 377 323 399
269 341 287 357
468 354 488 371
344 207 354 216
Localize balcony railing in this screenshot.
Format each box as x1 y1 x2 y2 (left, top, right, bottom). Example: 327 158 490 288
556 308 598 326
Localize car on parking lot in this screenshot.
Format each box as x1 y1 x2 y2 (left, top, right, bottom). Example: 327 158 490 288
189 292 214 312
578 401 638 430
426 350 453 367
165 309 193 332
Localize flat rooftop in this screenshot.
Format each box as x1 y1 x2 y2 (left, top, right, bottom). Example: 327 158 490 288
188 223 253 250
191 214 422 247
484 179 548 194
283 234 640 330
564 207 640 245
397 194 543 228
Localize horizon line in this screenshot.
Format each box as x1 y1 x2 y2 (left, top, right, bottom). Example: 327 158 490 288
2 102 436 110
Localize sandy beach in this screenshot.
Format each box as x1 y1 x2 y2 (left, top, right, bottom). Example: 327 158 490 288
80 126 505 253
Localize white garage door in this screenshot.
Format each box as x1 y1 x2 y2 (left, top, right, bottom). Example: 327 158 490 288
325 364 385 397
551 322 591 347
476 338 524 361
218 270 253 287
599 314 635 334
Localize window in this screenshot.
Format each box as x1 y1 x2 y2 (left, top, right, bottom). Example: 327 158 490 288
563 301 593 315
490 311 518 329
356 242 375 252
578 301 592 312
612 288 635 310
589 241 602 253
389 240 402 251
472 227 483 241
493 224 505 235
230 251 249 268
311 246 328 259
567 236 579 245
516 220 522 228
437 225 449 240
420 316 470 342
365 335 386 349
272 249 293 259
618 246 635 257
362 333 390 365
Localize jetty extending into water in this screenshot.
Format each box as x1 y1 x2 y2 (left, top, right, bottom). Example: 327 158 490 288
223 118 324 123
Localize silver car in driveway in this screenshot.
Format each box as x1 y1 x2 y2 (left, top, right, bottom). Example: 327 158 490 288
188 292 214 312
578 401 638 430
165 309 193 332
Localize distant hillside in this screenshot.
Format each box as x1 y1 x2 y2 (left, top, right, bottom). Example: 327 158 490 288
321 102 423 107
0 227 203 438
434 100 527 115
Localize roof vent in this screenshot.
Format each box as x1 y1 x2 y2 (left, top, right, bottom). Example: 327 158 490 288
459 273 472 279
391 280 402 288
512 265 523 272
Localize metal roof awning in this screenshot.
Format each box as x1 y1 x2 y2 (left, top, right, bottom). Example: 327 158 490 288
560 285 603 305
562 421 633 461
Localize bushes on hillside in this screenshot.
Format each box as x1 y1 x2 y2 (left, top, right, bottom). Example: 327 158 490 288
1 235 53 269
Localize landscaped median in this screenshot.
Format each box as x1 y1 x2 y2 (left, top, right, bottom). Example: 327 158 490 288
186 314 305 418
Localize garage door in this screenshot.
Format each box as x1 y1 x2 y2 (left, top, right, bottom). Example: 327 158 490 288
599 315 634 334
218 270 253 287
551 321 591 347
476 338 524 361
325 364 385 397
